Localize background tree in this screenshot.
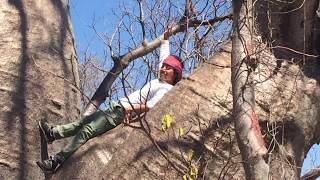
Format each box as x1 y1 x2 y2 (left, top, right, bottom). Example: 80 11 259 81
231 0 269 179
0 0 80 179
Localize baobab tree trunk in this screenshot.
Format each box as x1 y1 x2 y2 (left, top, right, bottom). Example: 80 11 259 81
0 0 80 179
0 0 318 179
51 1 320 178
50 40 320 180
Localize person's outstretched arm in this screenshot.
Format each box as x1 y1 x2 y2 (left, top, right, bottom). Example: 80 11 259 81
159 28 172 71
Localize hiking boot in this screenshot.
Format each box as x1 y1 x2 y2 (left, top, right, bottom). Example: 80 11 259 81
36 155 64 174
38 121 55 144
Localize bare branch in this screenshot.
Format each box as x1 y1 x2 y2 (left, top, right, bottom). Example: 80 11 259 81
137 0 147 45
301 166 320 180
82 14 232 116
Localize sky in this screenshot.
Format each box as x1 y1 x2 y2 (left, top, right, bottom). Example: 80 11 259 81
69 0 119 60
68 0 320 178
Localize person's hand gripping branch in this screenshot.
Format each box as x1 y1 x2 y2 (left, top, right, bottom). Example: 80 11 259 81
163 24 174 40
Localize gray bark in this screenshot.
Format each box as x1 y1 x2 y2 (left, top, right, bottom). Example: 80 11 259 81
231 0 269 179
52 1 320 179
0 0 80 179
82 15 232 116
1 0 320 180
51 40 319 179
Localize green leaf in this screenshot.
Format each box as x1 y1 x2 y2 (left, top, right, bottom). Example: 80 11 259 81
178 127 184 136
186 149 194 162
183 175 188 180
161 114 173 132
190 163 198 177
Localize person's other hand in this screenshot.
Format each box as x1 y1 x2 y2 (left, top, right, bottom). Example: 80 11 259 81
124 111 133 123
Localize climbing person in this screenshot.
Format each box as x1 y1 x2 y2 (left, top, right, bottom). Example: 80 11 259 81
36 28 183 173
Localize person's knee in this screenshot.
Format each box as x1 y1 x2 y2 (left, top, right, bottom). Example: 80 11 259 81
81 124 95 140
105 101 125 127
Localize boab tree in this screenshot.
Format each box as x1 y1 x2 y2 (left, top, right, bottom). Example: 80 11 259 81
60 0 320 179
0 0 80 179
1 0 320 180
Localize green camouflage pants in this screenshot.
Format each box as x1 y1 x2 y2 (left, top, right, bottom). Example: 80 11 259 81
52 101 125 160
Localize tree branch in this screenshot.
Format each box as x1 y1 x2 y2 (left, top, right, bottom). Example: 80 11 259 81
137 0 147 45
301 166 320 180
82 14 232 116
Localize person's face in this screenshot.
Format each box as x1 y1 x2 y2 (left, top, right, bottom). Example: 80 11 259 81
159 64 176 85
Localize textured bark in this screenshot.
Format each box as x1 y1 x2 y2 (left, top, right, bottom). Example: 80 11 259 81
52 43 237 179
51 39 320 180
1 0 319 180
51 1 320 179
255 0 320 61
82 14 232 116
231 0 268 179
0 0 80 179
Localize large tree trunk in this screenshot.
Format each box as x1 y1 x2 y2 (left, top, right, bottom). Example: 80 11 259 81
0 0 80 179
1 0 319 179
51 1 320 179
51 41 319 180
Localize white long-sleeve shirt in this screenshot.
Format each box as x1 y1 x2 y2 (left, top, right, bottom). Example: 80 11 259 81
119 40 172 109
158 40 170 72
